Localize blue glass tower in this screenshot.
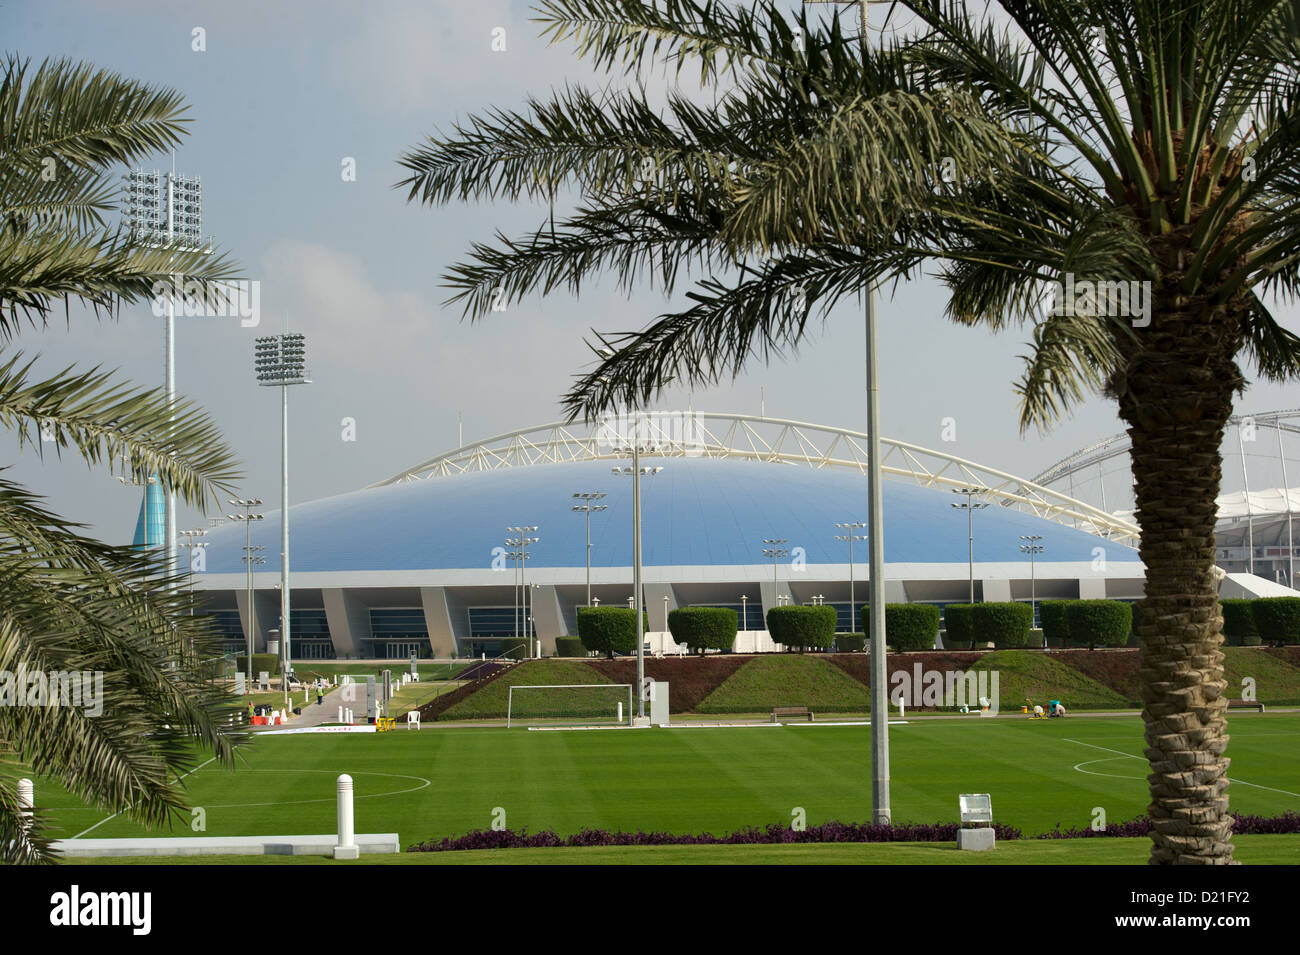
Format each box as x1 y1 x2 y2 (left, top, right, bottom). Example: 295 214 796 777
131 479 165 550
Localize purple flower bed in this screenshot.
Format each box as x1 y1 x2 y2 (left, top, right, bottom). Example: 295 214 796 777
408 811 1300 853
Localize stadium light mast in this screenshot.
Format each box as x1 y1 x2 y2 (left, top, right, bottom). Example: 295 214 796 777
255 334 310 692
1019 535 1044 637
952 488 991 605
611 426 663 721
228 499 264 694
806 0 891 830
571 493 607 606
178 528 209 612
762 538 789 606
834 521 868 634
122 158 210 582
506 527 538 647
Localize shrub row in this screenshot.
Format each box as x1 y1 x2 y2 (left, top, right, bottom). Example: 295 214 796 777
554 637 587 657
668 607 738 653
1038 600 1132 648
576 607 649 659
409 811 1300 852
766 605 837 649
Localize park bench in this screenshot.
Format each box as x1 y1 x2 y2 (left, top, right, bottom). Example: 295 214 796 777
771 705 813 723
1227 700 1266 712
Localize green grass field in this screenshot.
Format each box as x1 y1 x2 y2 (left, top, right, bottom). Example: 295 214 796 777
31 712 1300 864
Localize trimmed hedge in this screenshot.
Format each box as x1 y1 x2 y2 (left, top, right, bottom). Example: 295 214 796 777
1252 597 1300 645
554 637 587 657
886 604 940 651
1066 600 1132 648
577 607 649 659
972 602 1034 648
1039 601 1072 646
835 633 866 652
766 605 837 649
941 604 975 649
237 653 281 679
668 607 738 653
1220 599 1258 646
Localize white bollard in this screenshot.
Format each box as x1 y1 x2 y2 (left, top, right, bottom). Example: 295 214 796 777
337 706 344 723
898 699 905 719
617 701 623 723
333 774 359 860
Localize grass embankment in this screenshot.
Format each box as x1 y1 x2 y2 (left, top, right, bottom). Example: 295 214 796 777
694 654 867 714
434 660 616 721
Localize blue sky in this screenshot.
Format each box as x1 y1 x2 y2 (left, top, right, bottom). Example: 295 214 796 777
5 0 1298 543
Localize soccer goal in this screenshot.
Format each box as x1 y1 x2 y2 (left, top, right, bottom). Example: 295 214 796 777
506 684 635 728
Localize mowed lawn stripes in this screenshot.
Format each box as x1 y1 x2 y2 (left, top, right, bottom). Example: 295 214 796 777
34 715 1300 847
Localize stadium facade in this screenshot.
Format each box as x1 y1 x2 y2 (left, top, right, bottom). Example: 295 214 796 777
193 413 1148 660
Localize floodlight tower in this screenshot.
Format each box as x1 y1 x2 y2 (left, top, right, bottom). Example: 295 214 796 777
834 521 868 633
178 527 209 611
762 538 789 604
121 159 208 579
228 499 264 693
255 335 310 686
571 492 608 606
952 488 991 605
1020 535 1045 637
611 423 663 720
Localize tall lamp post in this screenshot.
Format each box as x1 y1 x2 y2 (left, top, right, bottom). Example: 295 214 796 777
762 538 789 607
1020 535 1044 642
178 528 209 611
834 521 867 634
807 0 890 824
228 499 263 694
740 594 749 631
122 160 209 581
571 493 607 606
952 487 990 605
255 334 310 689
506 526 539 647
612 445 663 720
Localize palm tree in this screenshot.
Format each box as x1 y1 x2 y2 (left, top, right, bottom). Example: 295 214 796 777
0 56 245 863
399 1 1300 863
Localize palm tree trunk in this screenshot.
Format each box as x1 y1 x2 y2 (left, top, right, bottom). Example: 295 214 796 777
1116 277 1246 865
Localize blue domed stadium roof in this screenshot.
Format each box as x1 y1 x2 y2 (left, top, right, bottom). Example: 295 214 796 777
202 458 1138 575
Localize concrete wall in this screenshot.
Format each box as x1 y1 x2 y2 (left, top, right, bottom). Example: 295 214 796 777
322 588 371 659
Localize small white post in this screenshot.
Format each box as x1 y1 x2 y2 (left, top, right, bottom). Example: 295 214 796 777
898 699 905 719
617 701 623 723
333 774 359 860
337 706 343 723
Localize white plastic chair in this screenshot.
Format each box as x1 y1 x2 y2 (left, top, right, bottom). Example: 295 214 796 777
407 710 421 730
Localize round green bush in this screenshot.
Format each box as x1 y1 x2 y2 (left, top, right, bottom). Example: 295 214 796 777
1219 599 1257 646
766 605 836 649
886 603 940 651
553 636 587 657
1251 597 1300 644
1066 600 1132 648
577 607 648 659
668 607 738 653
972 601 1034 648
1039 600 1073 646
835 633 865 652
941 603 975 649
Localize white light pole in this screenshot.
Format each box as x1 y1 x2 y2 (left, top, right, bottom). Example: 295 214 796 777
952 487 991 605
763 538 789 611
122 161 208 582
255 334 310 689
741 594 749 631
807 0 891 824
834 521 867 633
571 493 607 606
1020 535 1044 642
228 499 263 694
506 526 538 647
612 447 662 720
178 528 209 612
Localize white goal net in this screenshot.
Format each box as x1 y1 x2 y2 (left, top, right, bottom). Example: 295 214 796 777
506 683 635 727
